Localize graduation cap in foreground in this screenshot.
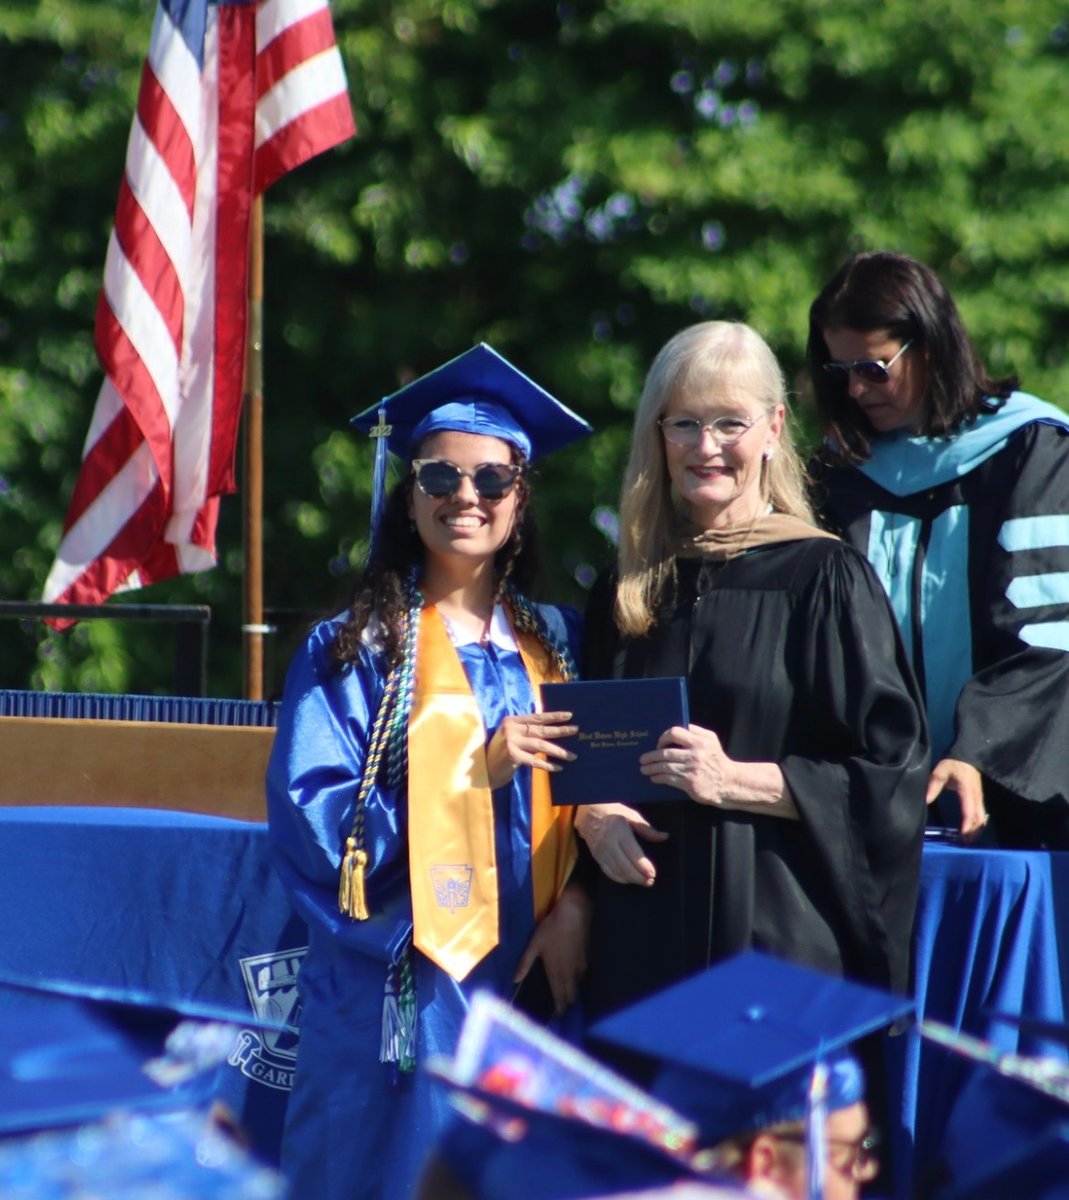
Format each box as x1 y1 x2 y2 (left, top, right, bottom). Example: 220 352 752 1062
934 1123 1069 1200
0 972 285 1137
424 991 745 1200
350 342 592 531
0 1108 288 1199
920 1017 1069 1199
428 1088 750 1200
589 951 915 1147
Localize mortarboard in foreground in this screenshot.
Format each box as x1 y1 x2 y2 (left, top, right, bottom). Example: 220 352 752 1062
428 1091 750 1200
0 971 285 1136
422 991 749 1200
588 951 915 1144
921 1016 1069 1199
935 1122 1069 1200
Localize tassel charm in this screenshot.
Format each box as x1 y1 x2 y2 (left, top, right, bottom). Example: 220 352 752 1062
380 951 417 1074
338 837 370 920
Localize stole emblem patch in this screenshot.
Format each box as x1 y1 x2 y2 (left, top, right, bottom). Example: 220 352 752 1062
430 863 473 910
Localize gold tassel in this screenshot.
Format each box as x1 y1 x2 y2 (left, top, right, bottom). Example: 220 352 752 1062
338 837 370 920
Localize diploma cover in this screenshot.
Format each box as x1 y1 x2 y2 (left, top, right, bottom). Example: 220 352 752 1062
540 677 689 806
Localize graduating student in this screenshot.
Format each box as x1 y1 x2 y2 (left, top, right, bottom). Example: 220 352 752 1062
807 250 1069 846
266 345 591 1200
571 321 928 1023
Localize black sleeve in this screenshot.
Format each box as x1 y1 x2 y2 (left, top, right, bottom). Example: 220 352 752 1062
949 425 1069 804
779 545 930 992
580 566 621 681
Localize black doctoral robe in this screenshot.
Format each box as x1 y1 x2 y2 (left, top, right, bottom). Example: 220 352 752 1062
579 536 929 1020
811 402 1069 847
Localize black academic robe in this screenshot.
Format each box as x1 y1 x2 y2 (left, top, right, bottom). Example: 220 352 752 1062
811 416 1069 847
580 537 928 1020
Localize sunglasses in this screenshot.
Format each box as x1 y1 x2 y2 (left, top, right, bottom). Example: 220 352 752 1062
823 340 913 384
411 458 523 501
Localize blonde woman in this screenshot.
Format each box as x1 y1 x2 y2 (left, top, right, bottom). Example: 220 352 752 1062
571 322 928 1021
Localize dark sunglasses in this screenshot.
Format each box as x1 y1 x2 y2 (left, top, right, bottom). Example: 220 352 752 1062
411 458 523 501
823 340 912 385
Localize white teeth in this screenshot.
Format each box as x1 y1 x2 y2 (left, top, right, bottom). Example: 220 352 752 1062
444 516 483 528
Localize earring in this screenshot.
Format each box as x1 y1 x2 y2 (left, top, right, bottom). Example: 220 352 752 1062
408 520 417 533
763 446 774 462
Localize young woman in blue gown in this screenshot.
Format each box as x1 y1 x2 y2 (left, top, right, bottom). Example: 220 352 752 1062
266 345 591 1200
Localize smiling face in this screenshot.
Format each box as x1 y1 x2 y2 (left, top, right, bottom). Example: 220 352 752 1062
661 389 784 530
407 429 522 575
822 327 927 435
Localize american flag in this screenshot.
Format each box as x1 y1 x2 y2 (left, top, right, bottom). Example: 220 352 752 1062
42 0 355 622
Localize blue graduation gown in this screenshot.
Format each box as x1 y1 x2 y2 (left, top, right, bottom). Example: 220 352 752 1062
266 603 579 1200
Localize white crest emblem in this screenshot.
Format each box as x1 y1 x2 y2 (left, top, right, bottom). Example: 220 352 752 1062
430 863 473 910
230 947 307 1092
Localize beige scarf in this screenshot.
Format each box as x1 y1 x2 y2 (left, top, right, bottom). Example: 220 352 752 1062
674 511 838 560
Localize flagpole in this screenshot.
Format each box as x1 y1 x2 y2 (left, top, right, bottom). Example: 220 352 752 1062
242 194 266 701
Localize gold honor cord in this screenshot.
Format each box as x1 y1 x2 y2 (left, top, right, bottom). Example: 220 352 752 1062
407 606 576 981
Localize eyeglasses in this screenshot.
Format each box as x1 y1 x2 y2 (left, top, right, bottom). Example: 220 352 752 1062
822 340 912 385
411 458 523 501
773 1129 880 1182
658 413 766 447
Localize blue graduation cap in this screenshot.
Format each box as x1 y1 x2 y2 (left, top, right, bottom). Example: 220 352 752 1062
589 951 914 1146
589 952 911 1200
423 989 723 1199
936 1122 1069 1200
428 1090 746 1200
921 1017 1069 1199
350 343 592 533
0 972 284 1136
0 1108 288 1198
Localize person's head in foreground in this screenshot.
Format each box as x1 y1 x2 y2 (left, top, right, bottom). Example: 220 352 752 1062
695 1052 878 1200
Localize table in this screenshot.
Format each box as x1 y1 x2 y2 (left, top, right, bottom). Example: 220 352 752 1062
0 807 307 1164
893 843 1069 1197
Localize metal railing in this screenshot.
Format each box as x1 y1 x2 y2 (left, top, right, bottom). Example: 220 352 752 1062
0 602 211 697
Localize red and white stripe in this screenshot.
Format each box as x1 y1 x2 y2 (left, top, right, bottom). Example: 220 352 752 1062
43 0 355 623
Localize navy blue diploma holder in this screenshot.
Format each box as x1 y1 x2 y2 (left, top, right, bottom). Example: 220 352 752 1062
540 677 689 806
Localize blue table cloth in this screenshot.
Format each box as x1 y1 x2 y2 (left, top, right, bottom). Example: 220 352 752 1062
0 807 307 1164
894 844 1069 1197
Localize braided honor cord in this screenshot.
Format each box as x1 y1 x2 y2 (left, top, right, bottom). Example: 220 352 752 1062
337 574 423 920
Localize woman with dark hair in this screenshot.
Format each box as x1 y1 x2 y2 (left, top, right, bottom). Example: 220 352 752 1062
266 345 591 1200
808 250 1069 846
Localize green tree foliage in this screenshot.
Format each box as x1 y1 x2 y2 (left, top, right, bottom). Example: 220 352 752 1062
1 0 1066 695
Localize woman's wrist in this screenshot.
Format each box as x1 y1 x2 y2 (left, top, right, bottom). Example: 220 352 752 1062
720 760 798 819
